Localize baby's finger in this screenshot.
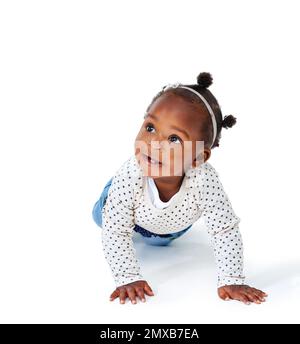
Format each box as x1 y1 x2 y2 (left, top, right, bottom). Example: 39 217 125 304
144 284 154 296
119 289 127 304
135 287 146 302
109 290 119 301
236 293 251 305
245 292 261 304
126 287 137 304
253 288 268 297
252 291 266 302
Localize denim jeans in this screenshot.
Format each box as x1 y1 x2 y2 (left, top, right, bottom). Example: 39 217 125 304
92 177 192 246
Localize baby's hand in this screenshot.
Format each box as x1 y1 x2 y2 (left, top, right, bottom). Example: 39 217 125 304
218 285 268 305
109 280 155 304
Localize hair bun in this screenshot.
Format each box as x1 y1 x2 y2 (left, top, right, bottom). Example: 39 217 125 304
222 115 237 129
197 72 213 88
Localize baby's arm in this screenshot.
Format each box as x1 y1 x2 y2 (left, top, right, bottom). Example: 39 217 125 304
100 167 154 304
210 222 266 304
200 163 267 304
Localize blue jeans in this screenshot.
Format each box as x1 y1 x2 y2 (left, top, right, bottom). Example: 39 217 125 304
92 177 192 246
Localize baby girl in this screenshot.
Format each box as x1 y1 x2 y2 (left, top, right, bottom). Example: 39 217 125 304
92 72 267 305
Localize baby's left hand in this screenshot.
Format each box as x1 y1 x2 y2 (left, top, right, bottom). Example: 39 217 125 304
218 285 268 305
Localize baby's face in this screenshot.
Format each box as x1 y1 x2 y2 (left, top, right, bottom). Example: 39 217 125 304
134 92 211 178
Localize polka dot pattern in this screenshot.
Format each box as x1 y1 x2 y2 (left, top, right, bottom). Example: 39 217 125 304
196 166 245 287
100 155 245 288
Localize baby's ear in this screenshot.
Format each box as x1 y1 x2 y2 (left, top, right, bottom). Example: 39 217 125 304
192 149 211 167
203 149 211 163
191 153 204 168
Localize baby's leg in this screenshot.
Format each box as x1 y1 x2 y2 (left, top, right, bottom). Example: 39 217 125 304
92 177 114 228
140 235 174 246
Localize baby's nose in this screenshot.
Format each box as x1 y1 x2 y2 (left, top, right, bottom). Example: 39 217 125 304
150 140 162 149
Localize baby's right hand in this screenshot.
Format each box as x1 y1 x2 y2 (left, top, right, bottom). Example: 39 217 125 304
109 280 155 304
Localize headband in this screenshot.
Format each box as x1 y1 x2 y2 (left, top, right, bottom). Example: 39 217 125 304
162 82 217 148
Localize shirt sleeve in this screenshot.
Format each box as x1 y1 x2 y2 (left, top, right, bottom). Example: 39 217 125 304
198 163 246 288
101 160 145 288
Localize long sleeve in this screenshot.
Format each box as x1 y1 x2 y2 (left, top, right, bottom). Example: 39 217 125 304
101 160 145 288
198 163 245 288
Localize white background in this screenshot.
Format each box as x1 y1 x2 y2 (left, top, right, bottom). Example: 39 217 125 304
0 0 299 324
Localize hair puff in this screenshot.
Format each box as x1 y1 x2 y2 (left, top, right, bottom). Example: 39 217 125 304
222 114 237 129
197 72 213 88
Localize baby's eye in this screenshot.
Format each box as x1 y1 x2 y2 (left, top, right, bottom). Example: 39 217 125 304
169 135 182 144
145 124 155 133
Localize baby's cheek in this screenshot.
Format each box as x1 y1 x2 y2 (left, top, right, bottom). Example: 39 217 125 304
169 152 186 176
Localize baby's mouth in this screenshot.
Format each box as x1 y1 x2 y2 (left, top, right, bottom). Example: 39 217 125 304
141 153 163 165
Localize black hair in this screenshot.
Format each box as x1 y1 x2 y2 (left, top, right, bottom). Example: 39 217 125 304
145 72 237 149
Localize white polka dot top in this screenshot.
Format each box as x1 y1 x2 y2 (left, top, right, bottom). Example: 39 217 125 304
101 155 245 288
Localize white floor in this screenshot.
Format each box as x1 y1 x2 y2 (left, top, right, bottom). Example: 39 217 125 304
2 214 299 324
98 222 300 325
